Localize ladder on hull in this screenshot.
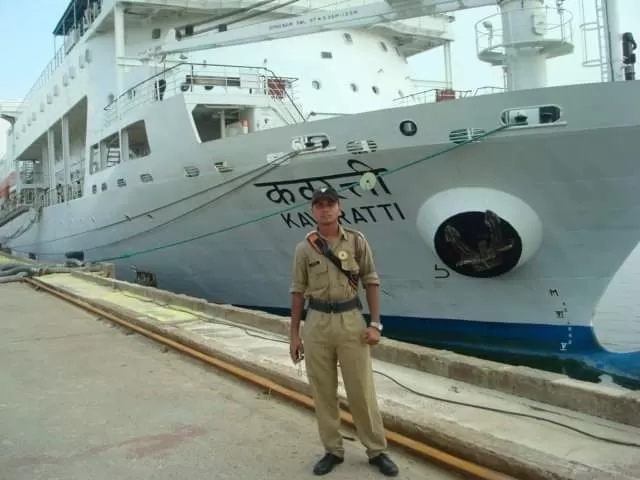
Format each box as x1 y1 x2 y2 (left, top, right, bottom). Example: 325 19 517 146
579 0 610 82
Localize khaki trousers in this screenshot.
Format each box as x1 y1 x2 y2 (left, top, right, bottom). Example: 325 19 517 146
302 308 387 459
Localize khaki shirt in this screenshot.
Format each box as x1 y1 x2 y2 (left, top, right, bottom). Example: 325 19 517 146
289 226 380 302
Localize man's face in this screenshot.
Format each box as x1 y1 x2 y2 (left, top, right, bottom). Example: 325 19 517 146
311 198 341 225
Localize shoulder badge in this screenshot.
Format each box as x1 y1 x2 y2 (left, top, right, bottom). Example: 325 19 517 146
343 227 365 240
342 227 365 263
305 230 324 254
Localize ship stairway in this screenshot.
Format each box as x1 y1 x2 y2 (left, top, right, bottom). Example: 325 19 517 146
273 92 304 124
275 95 304 124
21 161 34 184
106 145 121 167
0 206 30 230
264 72 305 124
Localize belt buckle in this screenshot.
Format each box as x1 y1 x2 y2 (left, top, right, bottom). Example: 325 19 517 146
327 301 338 313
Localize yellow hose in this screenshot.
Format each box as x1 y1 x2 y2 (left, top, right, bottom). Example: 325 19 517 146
25 277 516 480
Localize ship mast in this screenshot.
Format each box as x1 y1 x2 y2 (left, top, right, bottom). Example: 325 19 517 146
474 0 574 91
579 0 636 83
601 0 623 81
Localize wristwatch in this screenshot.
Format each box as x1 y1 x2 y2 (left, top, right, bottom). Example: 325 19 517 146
370 321 383 332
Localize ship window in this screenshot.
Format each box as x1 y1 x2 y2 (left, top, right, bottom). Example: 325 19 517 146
140 173 154 183
350 83 358 92
117 178 127 187
101 182 107 192
321 51 333 59
90 144 100 174
372 86 380 94
125 120 151 159
343 33 352 44
92 185 97 194
312 80 321 89
191 104 244 143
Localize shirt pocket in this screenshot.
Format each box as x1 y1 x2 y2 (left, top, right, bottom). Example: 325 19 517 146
334 245 359 291
308 256 329 288
339 245 360 274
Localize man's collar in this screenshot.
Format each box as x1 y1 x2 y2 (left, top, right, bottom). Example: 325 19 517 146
316 224 347 240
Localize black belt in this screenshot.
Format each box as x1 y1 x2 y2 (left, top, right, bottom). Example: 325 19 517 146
307 297 361 314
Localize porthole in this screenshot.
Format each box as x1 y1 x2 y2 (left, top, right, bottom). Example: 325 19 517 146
343 33 353 44
350 83 358 92
399 120 417 136
312 80 321 89
372 86 380 94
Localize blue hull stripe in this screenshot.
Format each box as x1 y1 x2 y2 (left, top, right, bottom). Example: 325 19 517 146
240 305 640 389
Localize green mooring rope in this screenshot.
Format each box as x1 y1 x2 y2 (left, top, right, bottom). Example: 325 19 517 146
16 124 510 263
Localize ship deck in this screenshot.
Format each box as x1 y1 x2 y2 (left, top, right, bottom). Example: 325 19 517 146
1 255 639 480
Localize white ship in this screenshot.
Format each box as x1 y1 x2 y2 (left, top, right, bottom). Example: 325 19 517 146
0 117 18 221
1 0 640 386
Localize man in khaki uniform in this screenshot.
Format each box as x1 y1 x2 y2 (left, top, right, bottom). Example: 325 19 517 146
289 186 399 477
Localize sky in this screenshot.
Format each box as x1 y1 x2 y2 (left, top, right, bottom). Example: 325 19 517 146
1 0 639 156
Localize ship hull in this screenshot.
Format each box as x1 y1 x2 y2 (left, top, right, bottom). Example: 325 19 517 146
3 80 640 387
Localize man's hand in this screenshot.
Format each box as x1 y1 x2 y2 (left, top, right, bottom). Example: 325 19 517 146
362 327 381 346
290 335 304 363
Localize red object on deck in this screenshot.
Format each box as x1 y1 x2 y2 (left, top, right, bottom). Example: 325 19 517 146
435 89 456 102
267 78 286 98
0 171 16 200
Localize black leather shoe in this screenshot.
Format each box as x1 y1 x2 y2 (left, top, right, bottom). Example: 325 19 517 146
369 453 399 476
313 453 344 475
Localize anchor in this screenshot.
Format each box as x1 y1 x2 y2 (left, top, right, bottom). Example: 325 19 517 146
443 210 515 272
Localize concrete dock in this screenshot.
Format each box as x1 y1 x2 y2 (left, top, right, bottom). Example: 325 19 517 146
2 266 640 480
1 282 460 480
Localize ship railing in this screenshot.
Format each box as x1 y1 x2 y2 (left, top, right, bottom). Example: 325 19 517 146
392 85 505 106
103 62 304 126
13 179 50 207
407 78 451 91
392 88 472 106
22 45 66 109
20 1 103 110
472 85 506 96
